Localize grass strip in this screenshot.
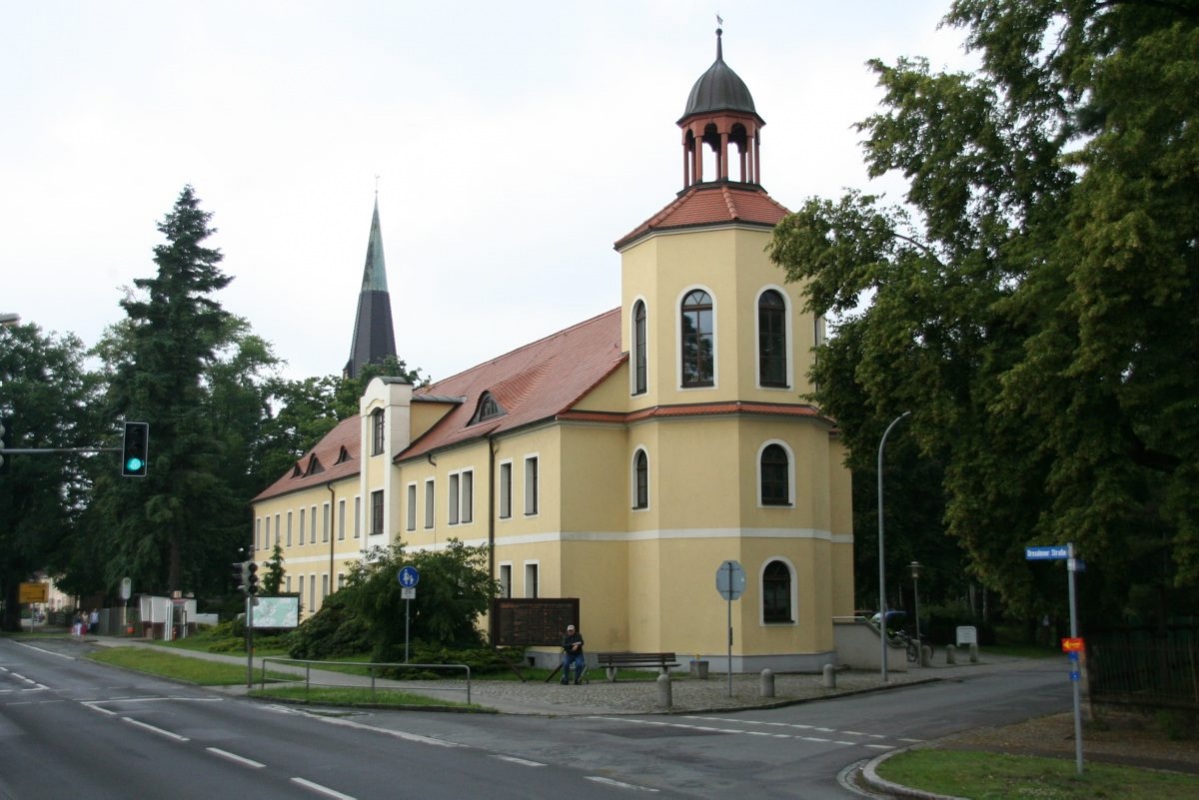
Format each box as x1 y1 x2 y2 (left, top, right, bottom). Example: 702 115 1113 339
88 647 290 686
249 684 484 710
878 748 1199 799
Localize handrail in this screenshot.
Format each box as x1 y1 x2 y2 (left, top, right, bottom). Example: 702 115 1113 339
258 658 472 705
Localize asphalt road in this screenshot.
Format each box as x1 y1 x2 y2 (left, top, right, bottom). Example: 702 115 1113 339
0 638 687 799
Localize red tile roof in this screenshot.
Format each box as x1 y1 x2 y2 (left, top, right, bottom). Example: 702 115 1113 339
614 182 791 250
397 308 626 462
253 416 360 502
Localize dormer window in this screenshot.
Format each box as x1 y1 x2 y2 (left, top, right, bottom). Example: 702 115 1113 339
336 446 351 465
469 392 505 425
304 455 324 477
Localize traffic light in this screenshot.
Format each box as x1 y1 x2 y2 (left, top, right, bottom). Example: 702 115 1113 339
247 562 259 595
231 561 248 593
121 421 150 478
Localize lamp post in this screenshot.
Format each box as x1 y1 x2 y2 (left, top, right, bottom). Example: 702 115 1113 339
878 411 910 683
911 561 923 662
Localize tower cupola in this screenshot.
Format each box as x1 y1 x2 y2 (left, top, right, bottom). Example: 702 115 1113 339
678 28 765 189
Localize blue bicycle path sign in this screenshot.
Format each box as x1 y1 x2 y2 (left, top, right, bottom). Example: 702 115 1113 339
398 566 420 587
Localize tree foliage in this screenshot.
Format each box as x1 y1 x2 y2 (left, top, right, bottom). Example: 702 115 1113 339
0 324 103 629
768 1 1199 624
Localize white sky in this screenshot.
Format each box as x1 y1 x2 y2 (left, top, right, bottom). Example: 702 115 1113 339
2 1 972 383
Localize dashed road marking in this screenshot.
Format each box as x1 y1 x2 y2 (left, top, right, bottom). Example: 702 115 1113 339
491 754 547 767
207 747 265 769
291 777 357 799
585 776 660 792
591 715 920 750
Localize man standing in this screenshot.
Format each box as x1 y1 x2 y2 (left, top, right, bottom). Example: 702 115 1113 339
561 624 585 685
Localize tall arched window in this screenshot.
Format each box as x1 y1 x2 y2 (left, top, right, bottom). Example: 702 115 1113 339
760 443 790 506
371 409 385 456
633 450 649 509
681 290 714 387
763 560 793 623
758 289 787 387
634 300 647 395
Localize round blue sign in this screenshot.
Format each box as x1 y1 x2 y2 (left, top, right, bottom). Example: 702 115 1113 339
398 565 420 588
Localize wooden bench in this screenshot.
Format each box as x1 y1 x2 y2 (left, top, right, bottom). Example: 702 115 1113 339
596 652 678 682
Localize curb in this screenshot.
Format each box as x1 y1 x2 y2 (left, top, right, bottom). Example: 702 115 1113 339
860 749 968 800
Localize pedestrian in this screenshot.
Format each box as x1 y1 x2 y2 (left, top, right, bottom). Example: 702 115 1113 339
560 624 585 685
88 608 99 635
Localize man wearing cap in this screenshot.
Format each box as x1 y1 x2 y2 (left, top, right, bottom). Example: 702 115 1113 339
560 624 585 685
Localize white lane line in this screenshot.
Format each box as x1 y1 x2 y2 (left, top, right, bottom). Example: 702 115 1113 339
122 717 189 742
290 777 357 799
311 713 462 747
898 737 924 743
82 701 119 716
585 776 660 792
12 641 74 660
865 744 895 750
206 747 265 769
491 754 546 767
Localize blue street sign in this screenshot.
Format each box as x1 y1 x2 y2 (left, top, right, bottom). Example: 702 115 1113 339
1026 545 1069 561
398 566 420 588
1068 651 1079 662
1071 671 1080 682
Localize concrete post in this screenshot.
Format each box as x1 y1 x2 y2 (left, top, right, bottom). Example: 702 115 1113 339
946 644 957 665
921 645 932 667
656 673 672 709
969 643 979 663
822 664 836 689
760 669 775 698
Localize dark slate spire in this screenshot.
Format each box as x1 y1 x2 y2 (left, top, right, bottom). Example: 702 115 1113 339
680 27 760 122
344 196 397 379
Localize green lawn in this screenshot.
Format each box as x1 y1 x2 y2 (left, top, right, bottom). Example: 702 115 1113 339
87 647 290 686
249 684 486 710
878 749 1199 799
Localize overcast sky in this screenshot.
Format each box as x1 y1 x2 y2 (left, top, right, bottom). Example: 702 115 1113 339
2 1 972 384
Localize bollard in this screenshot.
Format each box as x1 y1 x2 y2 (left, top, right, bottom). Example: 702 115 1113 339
823 663 836 689
969 643 979 663
921 645 932 667
760 668 775 698
656 673 672 709
946 644 957 665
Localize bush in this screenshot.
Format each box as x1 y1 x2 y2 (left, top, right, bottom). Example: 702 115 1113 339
286 593 372 660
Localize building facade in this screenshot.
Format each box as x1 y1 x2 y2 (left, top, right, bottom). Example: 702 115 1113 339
252 30 854 671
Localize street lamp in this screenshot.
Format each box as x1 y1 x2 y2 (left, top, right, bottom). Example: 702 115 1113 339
878 411 910 683
911 561 923 662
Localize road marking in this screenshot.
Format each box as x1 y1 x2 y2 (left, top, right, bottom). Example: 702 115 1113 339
585 776 659 792
11 641 74 660
122 717 189 742
865 744 895 750
595 715 920 749
309 711 462 747
291 777 357 799
491 754 546 767
207 747 265 769
82 701 119 716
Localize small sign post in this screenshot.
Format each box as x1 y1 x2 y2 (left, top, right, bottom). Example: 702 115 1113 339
398 566 420 663
715 560 746 698
1027 542 1085 775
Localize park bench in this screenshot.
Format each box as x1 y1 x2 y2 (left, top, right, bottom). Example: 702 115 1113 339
596 651 678 682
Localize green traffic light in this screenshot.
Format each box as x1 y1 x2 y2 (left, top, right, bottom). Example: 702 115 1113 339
126 457 145 472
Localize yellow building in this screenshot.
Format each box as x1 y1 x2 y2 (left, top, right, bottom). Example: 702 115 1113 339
252 30 854 672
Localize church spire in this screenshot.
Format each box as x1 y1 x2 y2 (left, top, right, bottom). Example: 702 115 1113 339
344 195 397 379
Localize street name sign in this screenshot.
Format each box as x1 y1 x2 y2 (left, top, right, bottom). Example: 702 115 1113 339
1025 545 1069 560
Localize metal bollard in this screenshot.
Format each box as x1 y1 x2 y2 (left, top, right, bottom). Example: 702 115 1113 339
946 644 957 665
760 668 775 698
969 643 979 663
823 663 836 689
656 673 672 709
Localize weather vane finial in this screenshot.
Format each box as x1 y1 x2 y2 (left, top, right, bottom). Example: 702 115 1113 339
374 173 381 196
716 12 723 27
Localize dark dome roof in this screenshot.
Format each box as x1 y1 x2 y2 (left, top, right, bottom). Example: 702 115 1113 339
680 30 758 120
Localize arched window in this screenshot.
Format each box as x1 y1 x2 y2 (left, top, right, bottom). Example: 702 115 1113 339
760 443 790 506
633 450 649 509
681 290 714 387
758 289 787 387
633 300 647 395
469 391 505 425
371 409 385 456
763 560 793 623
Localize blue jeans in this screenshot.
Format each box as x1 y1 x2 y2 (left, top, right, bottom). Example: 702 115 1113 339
561 652 585 683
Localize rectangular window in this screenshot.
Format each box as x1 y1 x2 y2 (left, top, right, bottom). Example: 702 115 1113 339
449 473 460 525
524 562 539 599
461 470 473 523
424 480 435 529
499 462 512 519
298 576 305 609
265 516 272 551
524 456 539 516
255 518 261 552
353 496 361 539
273 514 280 549
337 500 346 540
321 574 329 601
299 509 306 545
286 511 293 547
338 573 346 590
406 484 417 531
372 409 385 456
308 574 315 611
285 576 292 593
371 490 385 535
310 505 317 543
322 503 330 543
499 564 512 599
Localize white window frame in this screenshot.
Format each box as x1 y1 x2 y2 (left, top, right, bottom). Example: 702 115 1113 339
449 473 460 525
756 439 796 508
631 446 650 510
523 455 539 517
630 296 649 396
675 284 719 391
353 496 361 539
370 489 385 535
424 479 435 529
299 508 306 545
255 518 261 552
322 502 331 543
286 511 293 547
499 562 513 599
406 483 417 531
498 461 512 519
337 499 346 541
523 561 540 599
